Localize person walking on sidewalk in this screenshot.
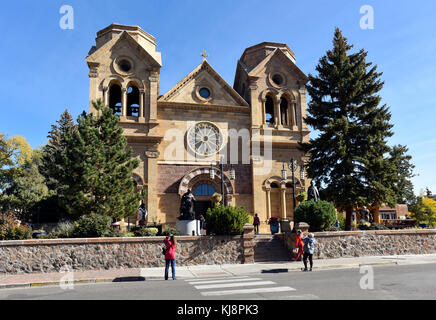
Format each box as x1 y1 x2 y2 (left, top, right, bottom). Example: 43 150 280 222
293 229 304 261
302 233 317 272
164 235 177 280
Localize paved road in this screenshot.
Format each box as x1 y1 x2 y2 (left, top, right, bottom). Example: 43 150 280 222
0 263 435 300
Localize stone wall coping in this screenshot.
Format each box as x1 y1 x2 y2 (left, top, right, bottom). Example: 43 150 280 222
0 235 242 247
312 229 436 238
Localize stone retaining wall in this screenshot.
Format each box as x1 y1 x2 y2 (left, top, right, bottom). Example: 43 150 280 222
281 229 436 259
0 236 245 275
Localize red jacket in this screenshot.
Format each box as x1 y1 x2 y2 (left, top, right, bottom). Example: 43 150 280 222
295 235 304 248
164 238 176 260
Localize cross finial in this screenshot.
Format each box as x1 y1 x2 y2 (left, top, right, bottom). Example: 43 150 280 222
201 50 209 61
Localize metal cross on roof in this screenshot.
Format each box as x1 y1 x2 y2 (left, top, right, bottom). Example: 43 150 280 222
201 50 209 60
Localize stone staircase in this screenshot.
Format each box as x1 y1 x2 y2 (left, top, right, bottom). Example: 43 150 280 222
253 234 292 263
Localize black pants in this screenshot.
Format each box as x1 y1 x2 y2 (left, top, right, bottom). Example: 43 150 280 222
303 253 313 270
254 224 259 234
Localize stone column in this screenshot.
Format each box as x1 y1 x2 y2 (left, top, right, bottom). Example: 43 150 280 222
103 86 109 107
274 97 281 127
261 98 266 125
145 150 160 223
139 89 145 119
280 184 287 220
121 87 127 117
265 187 271 221
148 70 159 123
242 224 255 264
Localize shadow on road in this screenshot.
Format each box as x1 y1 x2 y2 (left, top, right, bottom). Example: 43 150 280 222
112 277 146 282
261 269 289 274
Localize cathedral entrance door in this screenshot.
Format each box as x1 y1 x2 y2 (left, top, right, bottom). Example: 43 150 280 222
194 201 213 219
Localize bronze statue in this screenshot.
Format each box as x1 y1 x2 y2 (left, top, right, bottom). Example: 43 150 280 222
179 189 196 220
308 181 320 202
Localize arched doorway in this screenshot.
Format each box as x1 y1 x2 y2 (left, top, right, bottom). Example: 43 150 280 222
178 167 234 218
192 183 216 218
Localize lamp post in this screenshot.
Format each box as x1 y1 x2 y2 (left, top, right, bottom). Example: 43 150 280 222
211 158 235 206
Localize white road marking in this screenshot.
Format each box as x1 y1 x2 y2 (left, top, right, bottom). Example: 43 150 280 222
188 278 263 285
201 286 297 296
195 281 275 290
185 276 249 282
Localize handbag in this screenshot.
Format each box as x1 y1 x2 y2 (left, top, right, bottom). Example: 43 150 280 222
162 243 174 256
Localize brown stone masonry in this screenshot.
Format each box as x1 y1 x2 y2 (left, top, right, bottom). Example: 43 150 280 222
0 226 256 274
280 229 436 259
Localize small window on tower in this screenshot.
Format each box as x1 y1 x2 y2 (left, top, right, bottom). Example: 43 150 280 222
118 59 132 73
272 74 284 86
199 87 211 99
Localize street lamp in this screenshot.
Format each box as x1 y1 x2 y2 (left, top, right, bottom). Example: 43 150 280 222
210 157 230 206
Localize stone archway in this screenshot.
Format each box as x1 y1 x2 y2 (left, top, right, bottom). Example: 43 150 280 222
178 167 234 202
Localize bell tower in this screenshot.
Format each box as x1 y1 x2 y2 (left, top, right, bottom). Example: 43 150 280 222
86 23 162 124
85 24 164 221
233 42 310 232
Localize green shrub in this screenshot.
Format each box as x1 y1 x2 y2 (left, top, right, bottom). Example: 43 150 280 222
53 221 76 238
161 225 181 237
294 200 336 232
369 223 388 230
107 227 124 238
133 227 159 237
0 211 33 240
205 204 251 235
73 213 112 238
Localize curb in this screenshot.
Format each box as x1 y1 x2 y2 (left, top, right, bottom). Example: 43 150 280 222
0 261 399 290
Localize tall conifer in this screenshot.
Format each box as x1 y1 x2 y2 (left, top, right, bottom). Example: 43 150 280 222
62 100 141 219
301 28 398 230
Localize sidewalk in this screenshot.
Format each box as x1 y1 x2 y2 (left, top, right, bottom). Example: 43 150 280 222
1 254 436 290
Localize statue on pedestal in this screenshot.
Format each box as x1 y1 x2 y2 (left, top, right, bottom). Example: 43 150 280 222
308 181 320 202
179 189 196 221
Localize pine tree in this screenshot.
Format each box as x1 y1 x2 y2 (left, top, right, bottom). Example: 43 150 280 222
40 109 76 199
388 145 415 204
301 28 397 230
62 100 141 219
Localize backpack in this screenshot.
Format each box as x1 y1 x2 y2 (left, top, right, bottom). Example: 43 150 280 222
303 240 310 253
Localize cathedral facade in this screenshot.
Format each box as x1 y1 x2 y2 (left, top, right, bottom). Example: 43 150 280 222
86 24 310 233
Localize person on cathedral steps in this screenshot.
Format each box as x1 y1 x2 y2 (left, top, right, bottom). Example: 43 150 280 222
164 235 177 280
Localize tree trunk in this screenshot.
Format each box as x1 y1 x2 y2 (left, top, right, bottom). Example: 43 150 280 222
345 206 353 231
374 202 380 223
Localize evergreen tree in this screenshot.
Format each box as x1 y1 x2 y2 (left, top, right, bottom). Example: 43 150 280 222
301 28 397 230
62 100 141 220
388 145 416 204
40 109 76 201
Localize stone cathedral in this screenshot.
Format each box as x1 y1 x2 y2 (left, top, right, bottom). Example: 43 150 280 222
86 24 310 233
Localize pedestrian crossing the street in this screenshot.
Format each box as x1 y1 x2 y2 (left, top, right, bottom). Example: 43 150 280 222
185 276 296 297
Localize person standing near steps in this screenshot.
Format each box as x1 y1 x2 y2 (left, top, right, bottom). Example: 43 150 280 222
302 233 317 272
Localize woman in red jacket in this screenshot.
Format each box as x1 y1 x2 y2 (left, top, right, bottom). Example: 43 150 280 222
294 230 304 261
164 235 177 280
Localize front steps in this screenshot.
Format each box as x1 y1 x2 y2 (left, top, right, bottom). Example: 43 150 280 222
253 234 292 263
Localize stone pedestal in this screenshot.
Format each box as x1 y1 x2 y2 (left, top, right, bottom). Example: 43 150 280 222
280 219 292 234
295 222 310 233
176 220 200 236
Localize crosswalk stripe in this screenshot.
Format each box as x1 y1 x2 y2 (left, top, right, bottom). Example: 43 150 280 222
185 276 249 282
195 281 275 290
201 286 297 297
188 278 263 285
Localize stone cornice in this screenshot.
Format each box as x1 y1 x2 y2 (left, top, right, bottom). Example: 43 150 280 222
157 101 250 113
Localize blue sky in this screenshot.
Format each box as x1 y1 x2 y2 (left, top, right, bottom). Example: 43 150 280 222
0 0 435 195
